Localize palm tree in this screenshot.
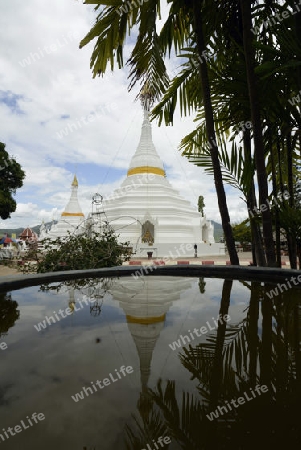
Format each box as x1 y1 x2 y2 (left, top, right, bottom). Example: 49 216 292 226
80 0 240 264
151 1 268 265
238 0 277 266
189 0 239 264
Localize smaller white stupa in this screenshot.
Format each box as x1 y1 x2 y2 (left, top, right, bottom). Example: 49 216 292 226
47 175 85 239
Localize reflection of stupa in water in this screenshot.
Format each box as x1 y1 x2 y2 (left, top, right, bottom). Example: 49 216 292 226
111 276 193 389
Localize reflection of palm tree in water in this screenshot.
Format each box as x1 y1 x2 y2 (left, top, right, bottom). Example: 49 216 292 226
0 292 20 338
198 277 206 294
124 281 301 449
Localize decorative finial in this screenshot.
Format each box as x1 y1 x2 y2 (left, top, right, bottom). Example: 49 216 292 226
140 83 154 112
72 175 78 187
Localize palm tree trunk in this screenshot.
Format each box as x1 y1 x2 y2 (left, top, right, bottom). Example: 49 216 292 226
192 0 239 265
269 131 281 267
248 282 260 386
286 133 297 269
243 128 266 266
209 279 233 407
240 0 276 267
260 297 273 393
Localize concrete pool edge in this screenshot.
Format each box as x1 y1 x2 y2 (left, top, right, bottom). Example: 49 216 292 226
0 265 301 292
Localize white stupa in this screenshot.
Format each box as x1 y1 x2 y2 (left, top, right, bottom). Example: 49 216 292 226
101 96 223 258
47 175 85 238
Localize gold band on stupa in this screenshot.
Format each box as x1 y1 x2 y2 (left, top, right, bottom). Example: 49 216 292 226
61 212 84 217
126 314 166 324
127 166 165 177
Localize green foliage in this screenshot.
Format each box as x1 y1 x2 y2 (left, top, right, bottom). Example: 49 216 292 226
278 204 301 242
185 139 254 198
198 277 206 294
34 225 131 273
80 0 301 266
0 142 25 220
231 220 252 245
197 195 205 216
0 292 20 338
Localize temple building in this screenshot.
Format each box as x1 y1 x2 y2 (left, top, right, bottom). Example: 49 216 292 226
41 97 224 258
45 175 85 239
100 98 223 258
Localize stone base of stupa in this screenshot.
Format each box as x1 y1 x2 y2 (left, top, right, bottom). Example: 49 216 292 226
131 242 225 258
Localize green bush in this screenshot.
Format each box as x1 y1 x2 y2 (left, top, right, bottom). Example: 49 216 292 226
35 225 131 273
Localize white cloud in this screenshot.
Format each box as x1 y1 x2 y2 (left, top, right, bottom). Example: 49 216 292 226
0 0 243 230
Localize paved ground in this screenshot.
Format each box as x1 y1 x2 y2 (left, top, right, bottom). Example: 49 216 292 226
0 265 20 277
0 252 292 277
124 251 292 267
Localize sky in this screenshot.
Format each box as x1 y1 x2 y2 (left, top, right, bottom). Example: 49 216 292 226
0 0 246 231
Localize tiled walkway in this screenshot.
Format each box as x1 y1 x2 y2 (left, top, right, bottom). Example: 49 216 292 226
124 252 291 268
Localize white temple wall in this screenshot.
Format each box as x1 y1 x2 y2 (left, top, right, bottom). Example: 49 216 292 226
131 242 225 258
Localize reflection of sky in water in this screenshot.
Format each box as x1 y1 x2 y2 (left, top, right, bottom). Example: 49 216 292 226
0 277 286 449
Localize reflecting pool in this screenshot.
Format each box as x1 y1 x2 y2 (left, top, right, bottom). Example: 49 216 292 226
0 276 300 449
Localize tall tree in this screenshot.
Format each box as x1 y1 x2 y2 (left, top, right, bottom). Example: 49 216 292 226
0 142 25 220
80 0 240 265
239 0 276 266
197 195 205 216
190 0 239 264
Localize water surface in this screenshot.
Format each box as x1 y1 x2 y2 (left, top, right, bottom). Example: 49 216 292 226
0 276 300 449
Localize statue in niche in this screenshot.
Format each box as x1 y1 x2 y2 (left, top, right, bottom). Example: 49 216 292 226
142 220 154 245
